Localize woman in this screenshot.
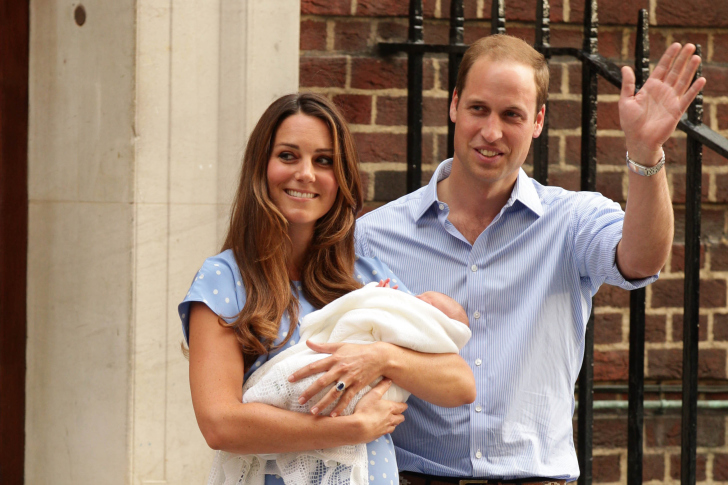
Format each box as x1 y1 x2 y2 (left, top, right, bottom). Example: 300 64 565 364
179 93 475 484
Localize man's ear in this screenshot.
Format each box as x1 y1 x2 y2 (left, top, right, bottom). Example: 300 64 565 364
532 104 546 138
449 90 459 124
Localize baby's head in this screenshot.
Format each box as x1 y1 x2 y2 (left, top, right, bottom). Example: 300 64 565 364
416 291 469 326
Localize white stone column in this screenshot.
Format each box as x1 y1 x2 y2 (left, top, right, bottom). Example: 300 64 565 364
26 1 299 483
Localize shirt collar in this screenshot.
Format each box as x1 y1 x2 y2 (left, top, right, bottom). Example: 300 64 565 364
415 160 544 221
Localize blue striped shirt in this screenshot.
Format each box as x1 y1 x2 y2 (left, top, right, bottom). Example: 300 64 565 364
354 159 656 480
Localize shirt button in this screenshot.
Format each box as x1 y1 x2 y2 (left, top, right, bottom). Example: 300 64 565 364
473 311 481 319
470 264 477 272
475 405 482 412
475 450 483 459
438 203 445 210
475 358 482 366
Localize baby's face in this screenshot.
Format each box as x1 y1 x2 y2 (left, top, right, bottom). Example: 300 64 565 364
416 291 469 326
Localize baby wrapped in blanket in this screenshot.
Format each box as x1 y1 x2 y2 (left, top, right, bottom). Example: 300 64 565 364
209 282 471 485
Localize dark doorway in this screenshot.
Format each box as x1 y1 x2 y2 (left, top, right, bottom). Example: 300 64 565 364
0 0 29 483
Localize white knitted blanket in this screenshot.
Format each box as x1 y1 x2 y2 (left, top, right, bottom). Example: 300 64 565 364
207 283 471 485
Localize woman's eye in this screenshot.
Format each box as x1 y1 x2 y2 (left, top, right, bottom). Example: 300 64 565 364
278 151 295 161
317 156 334 166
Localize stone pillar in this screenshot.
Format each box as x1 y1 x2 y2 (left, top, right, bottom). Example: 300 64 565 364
26 1 299 483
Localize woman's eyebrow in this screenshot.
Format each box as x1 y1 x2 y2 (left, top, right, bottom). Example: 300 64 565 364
315 148 333 153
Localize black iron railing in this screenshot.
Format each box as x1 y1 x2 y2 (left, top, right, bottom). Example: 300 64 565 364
378 2 728 485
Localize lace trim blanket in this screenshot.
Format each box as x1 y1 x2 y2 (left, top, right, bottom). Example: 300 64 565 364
207 283 472 485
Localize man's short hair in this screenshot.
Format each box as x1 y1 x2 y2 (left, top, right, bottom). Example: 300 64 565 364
455 34 549 117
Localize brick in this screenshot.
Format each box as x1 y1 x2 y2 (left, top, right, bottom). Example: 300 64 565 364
714 453 728 480
671 32 709 56
353 133 406 163
547 135 560 163
376 21 407 43
568 63 582 95
596 101 621 131
552 27 583 49
334 21 371 52
595 284 630 308
663 136 687 166
374 170 405 201
301 0 351 15
594 350 628 380
704 145 728 167
714 34 728 63
351 57 406 90
504 27 535 46
376 96 406 126
464 26 492 46
700 416 727 446
549 64 563 94
715 313 728 341
422 0 439 18
592 417 627 448
421 133 434 167
643 453 664 481
593 454 621 483
300 57 347 88
596 171 624 202
671 313 708 342
651 278 727 308
549 170 580 192
423 22 449 45
423 97 448 127
645 415 681 447
595 313 623 344
716 104 728 131
598 29 623 60
549 100 582 130
669 453 707 481
703 65 728 97
645 314 667 343
626 30 670 64
647 348 727 379
423 57 447 92
670 244 705 272
333 94 372 125
673 207 726 245
356 0 408 17
434 134 448 164
596 136 627 166
671 172 709 204
359 170 370 202
300 20 327 51
656 0 728 27
712 244 728 271
599 75 622 96
569 0 648 25
564 136 580 166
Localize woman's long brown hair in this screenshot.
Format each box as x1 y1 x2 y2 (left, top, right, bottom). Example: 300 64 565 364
222 93 364 370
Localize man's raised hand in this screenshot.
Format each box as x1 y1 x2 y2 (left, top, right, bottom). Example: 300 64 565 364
619 43 706 165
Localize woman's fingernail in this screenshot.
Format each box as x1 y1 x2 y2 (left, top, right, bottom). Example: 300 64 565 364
330 412 338 418
298 397 306 404
311 407 319 415
288 375 295 382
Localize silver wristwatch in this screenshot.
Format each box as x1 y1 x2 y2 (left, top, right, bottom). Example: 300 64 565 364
626 150 666 176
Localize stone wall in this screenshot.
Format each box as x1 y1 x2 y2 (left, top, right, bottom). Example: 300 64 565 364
299 0 728 483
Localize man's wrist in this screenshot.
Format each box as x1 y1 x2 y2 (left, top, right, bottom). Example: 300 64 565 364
624 146 663 168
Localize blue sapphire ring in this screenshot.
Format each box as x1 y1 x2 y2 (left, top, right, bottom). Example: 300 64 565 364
335 381 346 392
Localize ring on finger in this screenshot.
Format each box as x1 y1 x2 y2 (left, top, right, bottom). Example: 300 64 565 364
335 381 346 392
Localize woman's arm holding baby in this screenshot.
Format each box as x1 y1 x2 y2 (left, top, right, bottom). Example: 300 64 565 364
292 340 476 417
189 303 407 454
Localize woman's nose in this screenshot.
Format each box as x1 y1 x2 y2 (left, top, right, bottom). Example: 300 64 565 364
295 159 315 182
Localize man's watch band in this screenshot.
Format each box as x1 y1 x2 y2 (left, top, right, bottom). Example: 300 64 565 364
626 150 666 176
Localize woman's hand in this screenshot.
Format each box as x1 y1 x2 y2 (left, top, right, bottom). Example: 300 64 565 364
289 340 392 417
351 379 408 440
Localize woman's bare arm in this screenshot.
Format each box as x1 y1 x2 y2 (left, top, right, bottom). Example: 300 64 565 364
188 302 407 454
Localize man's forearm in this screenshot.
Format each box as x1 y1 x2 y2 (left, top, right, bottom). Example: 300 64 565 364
381 342 477 407
617 148 674 280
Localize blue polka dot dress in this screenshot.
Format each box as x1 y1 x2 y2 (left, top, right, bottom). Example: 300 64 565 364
179 249 408 485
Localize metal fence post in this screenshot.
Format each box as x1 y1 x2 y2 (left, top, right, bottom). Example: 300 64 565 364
406 0 424 193
533 0 551 185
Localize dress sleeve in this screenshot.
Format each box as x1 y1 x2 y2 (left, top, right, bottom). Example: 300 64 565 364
571 191 658 293
178 252 245 344
354 254 412 294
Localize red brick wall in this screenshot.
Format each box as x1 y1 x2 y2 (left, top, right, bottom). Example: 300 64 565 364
300 1 728 482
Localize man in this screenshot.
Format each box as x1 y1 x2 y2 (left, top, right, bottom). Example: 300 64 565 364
354 35 705 483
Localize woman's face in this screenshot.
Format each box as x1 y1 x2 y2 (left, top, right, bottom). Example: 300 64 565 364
266 113 339 235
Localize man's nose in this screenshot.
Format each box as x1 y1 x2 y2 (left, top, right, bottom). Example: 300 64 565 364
295 159 316 182
480 115 502 143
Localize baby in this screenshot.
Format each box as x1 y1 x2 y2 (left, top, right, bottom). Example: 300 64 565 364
210 281 471 485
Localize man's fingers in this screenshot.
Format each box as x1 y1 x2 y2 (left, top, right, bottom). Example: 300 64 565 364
651 42 681 81
679 76 707 113
674 55 703 95
392 402 408 414
620 66 636 99
664 43 696 87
